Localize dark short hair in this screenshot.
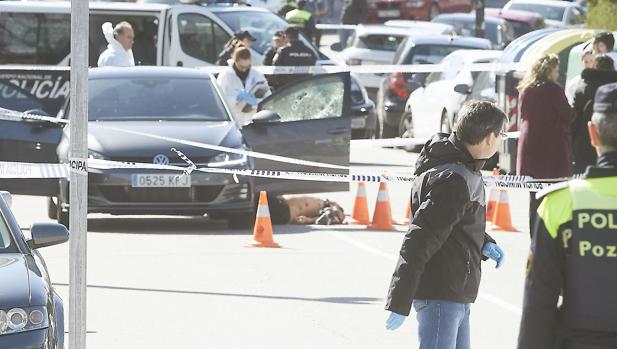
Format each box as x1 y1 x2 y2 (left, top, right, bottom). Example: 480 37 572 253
232 46 251 61
593 54 615 71
454 100 508 145
593 32 615 51
592 112 617 150
284 26 300 40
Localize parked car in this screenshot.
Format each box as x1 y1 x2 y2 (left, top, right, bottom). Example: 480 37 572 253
383 19 456 34
503 0 585 27
350 75 378 139
0 191 68 349
367 0 472 22
431 13 515 49
400 49 502 141
482 8 546 38
375 35 491 138
52 67 351 227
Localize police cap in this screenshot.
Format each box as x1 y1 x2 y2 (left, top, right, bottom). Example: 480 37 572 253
594 82 617 114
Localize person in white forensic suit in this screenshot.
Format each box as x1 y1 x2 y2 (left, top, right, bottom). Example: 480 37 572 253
216 46 272 128
97 21 135 67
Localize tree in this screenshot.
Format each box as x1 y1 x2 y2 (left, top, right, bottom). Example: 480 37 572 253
587 0 617 31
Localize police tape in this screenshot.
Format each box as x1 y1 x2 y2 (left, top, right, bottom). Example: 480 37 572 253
0 159 571 191
199 62 520 75
0 107 68 125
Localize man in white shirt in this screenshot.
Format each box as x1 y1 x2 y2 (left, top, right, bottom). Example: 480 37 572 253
592 32 617 71
97 22 135 67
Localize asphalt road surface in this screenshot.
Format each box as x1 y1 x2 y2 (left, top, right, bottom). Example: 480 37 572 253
12 146 533 349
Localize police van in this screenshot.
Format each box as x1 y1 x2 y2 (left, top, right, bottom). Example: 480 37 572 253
0 0 329 114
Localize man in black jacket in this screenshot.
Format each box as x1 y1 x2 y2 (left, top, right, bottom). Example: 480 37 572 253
384 101 508 349
271 27 317 90
339 0 367 49
572 55 617 173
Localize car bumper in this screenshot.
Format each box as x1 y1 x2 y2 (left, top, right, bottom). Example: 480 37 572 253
86 167 253 215
368 7 429 22
0 328 52 349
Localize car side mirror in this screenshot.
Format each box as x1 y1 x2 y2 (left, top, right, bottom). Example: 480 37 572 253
28 223 69 250
251 110 281 124
454 83 472 95
330 42 343 52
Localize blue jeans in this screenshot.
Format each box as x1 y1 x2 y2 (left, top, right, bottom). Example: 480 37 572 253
338 29 352 49
413 300 471 349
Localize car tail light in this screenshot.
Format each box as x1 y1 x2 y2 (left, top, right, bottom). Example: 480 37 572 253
387 72 410 99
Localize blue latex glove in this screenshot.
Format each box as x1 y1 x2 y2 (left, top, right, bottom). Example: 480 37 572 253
236 89 250 103
385 312 406 331
483 242 505 268
243 92 257 107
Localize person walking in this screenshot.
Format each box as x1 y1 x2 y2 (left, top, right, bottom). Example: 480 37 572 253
271 26 317 90
384 101 507 349
216 47 271 127
97 22 135 67
571 55 617 173
285 0 317 42
516 54 575 234
262 31 288 66
216 31 256 66
518 82 617 349
339 0 367 49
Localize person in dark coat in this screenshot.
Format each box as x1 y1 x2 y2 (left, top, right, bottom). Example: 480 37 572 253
262 31 287 66
571 54 617 173
516 54 575 235
338 0 367 49
271 27 317 90
384 101 508 348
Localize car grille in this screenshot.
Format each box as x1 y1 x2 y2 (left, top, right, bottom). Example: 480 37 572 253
377 2 401 9
97 186 224 203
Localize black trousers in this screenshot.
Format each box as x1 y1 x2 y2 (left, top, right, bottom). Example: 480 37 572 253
529 192 540 239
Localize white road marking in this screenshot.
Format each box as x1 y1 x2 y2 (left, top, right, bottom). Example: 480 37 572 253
325 231 523 315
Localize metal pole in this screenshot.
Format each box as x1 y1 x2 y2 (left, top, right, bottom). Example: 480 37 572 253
475 0 485 39
69 0 88 346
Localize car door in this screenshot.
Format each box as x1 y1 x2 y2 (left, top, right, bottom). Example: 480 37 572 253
168 8 230 67
241 73 351 195
0 80 64 196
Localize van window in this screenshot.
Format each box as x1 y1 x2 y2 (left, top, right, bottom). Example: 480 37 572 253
0 13 70 65
177 14 229 64
90 14 159 66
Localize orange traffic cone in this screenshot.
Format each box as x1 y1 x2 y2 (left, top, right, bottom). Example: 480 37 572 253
248 191 281 248
490 189 519 232
368 182 395 231
350 182 370 225
486 169 500 222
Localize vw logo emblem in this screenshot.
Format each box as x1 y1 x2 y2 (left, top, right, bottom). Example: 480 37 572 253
153 154 170 165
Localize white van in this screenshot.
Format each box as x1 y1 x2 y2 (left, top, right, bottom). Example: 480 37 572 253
0 1 326 67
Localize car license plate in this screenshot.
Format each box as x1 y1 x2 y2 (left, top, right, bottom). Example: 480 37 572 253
131 174 191 188
378 9 400 17
351 118 366 129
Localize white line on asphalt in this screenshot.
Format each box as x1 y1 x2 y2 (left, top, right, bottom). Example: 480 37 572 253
325 231 522 315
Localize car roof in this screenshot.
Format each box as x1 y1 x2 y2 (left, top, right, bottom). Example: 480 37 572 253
384 20 454 33
443 49 503 65
499 27 560 62
483 7 543 21
519 28 596 68
506 0 577 8
433 13 504 24
355 24 420 37
89 67 213 80
0 1 170 12
403 34 492 48
207 4 274 13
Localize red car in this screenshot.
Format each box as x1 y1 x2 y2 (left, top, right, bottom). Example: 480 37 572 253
368 0 473 22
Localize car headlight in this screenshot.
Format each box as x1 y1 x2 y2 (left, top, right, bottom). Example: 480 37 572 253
88 150 108 160
0 306 49 335
207 152 247 167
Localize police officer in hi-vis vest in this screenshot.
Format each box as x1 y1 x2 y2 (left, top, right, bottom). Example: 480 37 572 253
518 82 617 349
285 0 316 42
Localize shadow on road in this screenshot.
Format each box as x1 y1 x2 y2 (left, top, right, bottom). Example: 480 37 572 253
52 282 381 305
87 216 336 236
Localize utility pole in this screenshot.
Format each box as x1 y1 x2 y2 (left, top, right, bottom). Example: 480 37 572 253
68 0 88 346
475 0 485 39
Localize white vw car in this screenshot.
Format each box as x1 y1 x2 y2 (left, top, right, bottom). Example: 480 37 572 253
400 49 502 141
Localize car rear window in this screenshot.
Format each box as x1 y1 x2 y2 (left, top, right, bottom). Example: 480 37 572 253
508 4 565 21
356 34 406 52
88 77 230 121
403 44 481 65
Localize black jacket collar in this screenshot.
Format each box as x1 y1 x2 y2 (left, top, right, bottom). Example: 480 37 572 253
584 151 617 178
